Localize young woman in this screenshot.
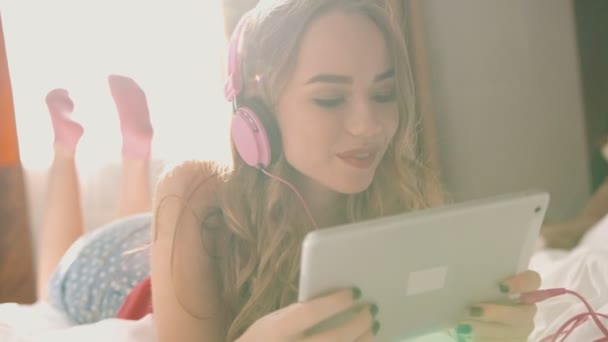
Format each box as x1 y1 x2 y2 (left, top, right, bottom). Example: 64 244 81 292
39 0 541 341
150 0 540 341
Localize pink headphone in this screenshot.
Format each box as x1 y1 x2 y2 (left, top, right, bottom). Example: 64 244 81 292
223 15 318 228
224 16 274 170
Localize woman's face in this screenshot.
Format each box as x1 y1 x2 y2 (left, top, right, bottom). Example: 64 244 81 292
275 9 398 196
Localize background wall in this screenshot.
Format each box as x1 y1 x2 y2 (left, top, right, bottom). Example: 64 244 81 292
420 0 591 222
574 0 608 191
4 0 598 242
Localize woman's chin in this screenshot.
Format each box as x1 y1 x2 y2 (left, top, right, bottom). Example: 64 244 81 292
331 176 375 195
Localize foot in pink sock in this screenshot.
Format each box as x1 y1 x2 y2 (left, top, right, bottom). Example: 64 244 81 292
46 88 83 153
108 75 154 160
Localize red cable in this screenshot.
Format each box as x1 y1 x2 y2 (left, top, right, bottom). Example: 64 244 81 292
521 288 608 341
540 312 608 341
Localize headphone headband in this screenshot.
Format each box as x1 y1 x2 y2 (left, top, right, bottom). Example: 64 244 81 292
224 16 249 102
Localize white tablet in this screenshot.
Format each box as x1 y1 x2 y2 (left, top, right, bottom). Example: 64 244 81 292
298 190 549 341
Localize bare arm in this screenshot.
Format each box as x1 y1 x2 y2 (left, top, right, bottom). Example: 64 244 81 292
541 177 608 250
151 161 224 342
582 177 608 220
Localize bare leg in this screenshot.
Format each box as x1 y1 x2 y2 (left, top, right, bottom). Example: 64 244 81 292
108 75 154 218
37 89 84 300
116 159 152 218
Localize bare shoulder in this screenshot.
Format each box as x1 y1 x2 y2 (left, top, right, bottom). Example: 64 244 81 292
151 159 228 341
154 160 228 216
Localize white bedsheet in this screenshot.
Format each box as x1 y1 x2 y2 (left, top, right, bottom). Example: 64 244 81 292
1 216 607 342
0 301 156 342
527 214 608 342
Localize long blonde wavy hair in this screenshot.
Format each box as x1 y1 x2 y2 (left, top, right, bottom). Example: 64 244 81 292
200 0 445 339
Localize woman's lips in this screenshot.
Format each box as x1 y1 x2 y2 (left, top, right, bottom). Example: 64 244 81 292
336 148 378 169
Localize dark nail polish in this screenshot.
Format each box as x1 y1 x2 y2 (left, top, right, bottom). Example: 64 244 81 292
499 284 510 293
457 324 472 335
352 287 362 300
370 304 379 317
469 306 483 317
372 321 381 335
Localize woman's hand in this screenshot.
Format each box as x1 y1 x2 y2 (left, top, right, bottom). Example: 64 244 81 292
236 288 379 342
456 270 542 341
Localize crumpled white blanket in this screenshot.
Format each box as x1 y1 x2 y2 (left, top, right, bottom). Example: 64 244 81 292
527 213 608 342
1 216 607 342
0 301 156 342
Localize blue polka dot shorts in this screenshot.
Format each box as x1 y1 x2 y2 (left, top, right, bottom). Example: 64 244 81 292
47 213 152 324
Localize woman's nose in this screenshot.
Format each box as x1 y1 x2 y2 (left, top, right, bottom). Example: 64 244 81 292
345 100 382 138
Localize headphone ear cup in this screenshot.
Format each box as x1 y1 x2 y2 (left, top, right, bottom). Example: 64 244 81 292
231 98 281 169
245 98 282 162
231 106 271 168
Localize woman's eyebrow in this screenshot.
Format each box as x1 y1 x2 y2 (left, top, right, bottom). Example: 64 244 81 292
304 68 395 85
374 68 394 82
305 73 351 85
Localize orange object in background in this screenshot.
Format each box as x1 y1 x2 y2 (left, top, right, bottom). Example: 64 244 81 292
0 14 19 166
0 12 37 304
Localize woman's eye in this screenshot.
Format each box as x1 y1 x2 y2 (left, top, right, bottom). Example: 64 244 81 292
314 97 345 108
373 92 396 103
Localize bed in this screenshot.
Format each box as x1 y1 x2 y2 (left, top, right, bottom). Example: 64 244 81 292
0 217 605 341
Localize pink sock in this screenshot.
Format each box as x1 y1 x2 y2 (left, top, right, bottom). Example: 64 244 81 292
108 75 154 160
46 89 83 153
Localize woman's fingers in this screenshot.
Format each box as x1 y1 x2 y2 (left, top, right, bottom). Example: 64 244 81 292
458 319 533 340
456 271 541 341
466 303 537 327
301 305 376 342
280 288 359 335
499 270 542 294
